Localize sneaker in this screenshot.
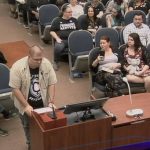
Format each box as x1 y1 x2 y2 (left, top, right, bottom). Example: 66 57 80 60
23 24 29 29
0 128 8 137
53 62 59 71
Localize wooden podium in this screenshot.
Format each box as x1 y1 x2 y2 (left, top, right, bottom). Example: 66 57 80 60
30 110 112 150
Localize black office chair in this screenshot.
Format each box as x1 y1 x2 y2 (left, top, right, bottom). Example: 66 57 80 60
68 30 93 78
38 4 59 43
77 14 87 29
124 10 146 26
95 28 119 50
0 63 14 109
119 27 125 46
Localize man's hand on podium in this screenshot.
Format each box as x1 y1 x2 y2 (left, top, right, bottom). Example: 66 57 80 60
24 105 33 117
48 102 56 109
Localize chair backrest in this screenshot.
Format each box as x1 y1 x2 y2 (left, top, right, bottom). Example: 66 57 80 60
95 28 119 50
119 27 125 45
77 14 87 29
39 4 60 26
124 10 146 26
0 63 11 94
88 47 100 73
147 43 150 51
68 30 93 55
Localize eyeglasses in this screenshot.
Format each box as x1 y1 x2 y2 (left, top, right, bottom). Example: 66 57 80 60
65 11 72 13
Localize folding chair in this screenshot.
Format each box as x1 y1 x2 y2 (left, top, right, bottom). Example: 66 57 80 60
0 63 12 100
95 28 119 50
68 30 93 78
0 63 14 109
124 10 146 26
38 4 59 43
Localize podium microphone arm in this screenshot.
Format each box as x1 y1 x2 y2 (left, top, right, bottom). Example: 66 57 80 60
50 104 57 119
122 77 132 105
122 77 143 117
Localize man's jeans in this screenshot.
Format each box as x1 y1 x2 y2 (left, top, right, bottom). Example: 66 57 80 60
19 113 30 146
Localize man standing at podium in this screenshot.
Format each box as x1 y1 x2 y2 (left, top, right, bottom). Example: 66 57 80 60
9 45 57 150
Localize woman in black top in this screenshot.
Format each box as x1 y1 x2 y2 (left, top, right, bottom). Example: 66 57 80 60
129 0 150 15
50 4 78 70
118 33 150 92
80 6 102 36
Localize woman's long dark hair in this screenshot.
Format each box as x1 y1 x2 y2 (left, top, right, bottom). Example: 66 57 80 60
87 6 97 23
127 33 143 51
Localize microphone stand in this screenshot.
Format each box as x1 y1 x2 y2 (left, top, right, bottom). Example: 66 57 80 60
122 77 143 117
41 71 57 119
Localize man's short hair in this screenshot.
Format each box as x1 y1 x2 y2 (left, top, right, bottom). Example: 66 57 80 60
134 12 144 19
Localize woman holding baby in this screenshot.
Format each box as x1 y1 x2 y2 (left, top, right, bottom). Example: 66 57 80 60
118 33 150 92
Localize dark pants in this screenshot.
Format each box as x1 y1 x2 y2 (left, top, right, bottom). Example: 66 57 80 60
19 113 30 148
54 40 68 63
18 4 28 25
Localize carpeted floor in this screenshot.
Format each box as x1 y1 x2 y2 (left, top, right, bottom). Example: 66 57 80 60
0 41 29 68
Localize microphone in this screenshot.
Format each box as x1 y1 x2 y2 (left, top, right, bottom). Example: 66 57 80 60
41 71 57 119
122 77 143 117
49 103 57 119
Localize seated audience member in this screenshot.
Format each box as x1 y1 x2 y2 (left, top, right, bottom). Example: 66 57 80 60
128 0 150 16
118 33 150 92
84 0 105 18
68 0 84 19
92 36 122 97
123 12 150 46
27 0 51 24
50 5 78 71
106 0 128 17
106 7 124 29
80 6 102 36
17 1 28 28
8 0 17 18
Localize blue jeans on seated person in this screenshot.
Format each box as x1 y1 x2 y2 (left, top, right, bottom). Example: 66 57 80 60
54 40 68 63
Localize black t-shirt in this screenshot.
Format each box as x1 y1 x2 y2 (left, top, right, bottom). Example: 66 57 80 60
80 15 102 30
129 0 150 15
28 67 44 109
50 17 78 40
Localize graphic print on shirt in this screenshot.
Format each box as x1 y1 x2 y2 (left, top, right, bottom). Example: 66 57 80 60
29 74 42 102
60 20 76 30
28 68 43 109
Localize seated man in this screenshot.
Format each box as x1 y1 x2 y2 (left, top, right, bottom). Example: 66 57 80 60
123 12 150 46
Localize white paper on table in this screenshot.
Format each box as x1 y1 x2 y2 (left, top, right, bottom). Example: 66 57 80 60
33 107 52 114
